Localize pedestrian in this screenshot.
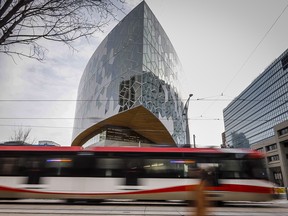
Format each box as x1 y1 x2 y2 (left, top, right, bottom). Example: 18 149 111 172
191 169 209 216
195 177 207 216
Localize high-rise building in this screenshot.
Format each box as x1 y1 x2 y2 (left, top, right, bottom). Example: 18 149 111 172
72 2 188 148
223 49 288 148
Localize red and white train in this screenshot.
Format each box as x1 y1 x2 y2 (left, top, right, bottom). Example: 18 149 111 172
0 145 276 203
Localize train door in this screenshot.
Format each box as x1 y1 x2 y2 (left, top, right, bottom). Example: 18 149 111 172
123 159 144 187
23 157 45 185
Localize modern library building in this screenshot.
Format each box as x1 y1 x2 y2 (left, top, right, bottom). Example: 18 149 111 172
72 2 188 148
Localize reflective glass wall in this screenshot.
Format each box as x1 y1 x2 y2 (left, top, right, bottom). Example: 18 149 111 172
72 2 187 146
223 49 288 148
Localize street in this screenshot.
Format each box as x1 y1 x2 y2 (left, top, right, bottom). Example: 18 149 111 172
0 199 287 215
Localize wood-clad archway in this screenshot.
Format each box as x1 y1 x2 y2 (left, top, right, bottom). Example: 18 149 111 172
72 106 176 147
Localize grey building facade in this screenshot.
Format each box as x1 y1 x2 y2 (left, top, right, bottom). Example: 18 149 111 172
223 49 288 148
252 120 288 187
72 2 187 147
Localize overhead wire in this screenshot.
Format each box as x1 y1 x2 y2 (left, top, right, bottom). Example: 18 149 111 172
222 2 288 94
0 97 287 102
0 117 275 122
2 2 288 134
197 1 288 118
0 115 273 131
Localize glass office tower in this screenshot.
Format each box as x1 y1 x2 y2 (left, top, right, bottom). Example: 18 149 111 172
72 2 187 147
223 49 288 148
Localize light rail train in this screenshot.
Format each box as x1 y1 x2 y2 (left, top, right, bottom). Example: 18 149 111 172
0 145 276 203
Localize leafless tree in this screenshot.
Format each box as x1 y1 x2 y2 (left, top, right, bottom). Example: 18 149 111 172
10 127 35 144
0 0 126 60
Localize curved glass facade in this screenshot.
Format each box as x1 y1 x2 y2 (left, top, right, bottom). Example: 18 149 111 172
72 2 187 147
223 49 288 148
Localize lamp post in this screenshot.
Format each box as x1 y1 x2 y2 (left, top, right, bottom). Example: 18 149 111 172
183 94 193 146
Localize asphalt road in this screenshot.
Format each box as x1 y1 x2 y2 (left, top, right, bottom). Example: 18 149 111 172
0 199 287 215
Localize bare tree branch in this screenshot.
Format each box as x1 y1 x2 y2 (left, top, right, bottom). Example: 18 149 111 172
0 0 127 61
10 126 35 144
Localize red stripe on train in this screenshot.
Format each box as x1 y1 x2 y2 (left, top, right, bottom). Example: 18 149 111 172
0 184 273 196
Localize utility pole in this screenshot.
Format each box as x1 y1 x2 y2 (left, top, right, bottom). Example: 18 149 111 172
183 94 193 145
193 134 196 148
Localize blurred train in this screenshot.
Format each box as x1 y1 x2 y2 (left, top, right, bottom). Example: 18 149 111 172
0 145 276 203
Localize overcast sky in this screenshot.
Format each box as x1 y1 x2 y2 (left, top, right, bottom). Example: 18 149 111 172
1 0 288 147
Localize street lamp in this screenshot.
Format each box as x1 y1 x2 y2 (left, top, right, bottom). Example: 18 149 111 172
183 94 193 146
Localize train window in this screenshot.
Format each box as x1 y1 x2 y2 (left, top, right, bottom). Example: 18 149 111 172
44 157 73 176
219 160 243 179
0 157 19 176
194 163 220 184
73 155 95 177
219 159 267 179
244 159 268 180
96 158 124 169
94 158 125 177
143 159 196 178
